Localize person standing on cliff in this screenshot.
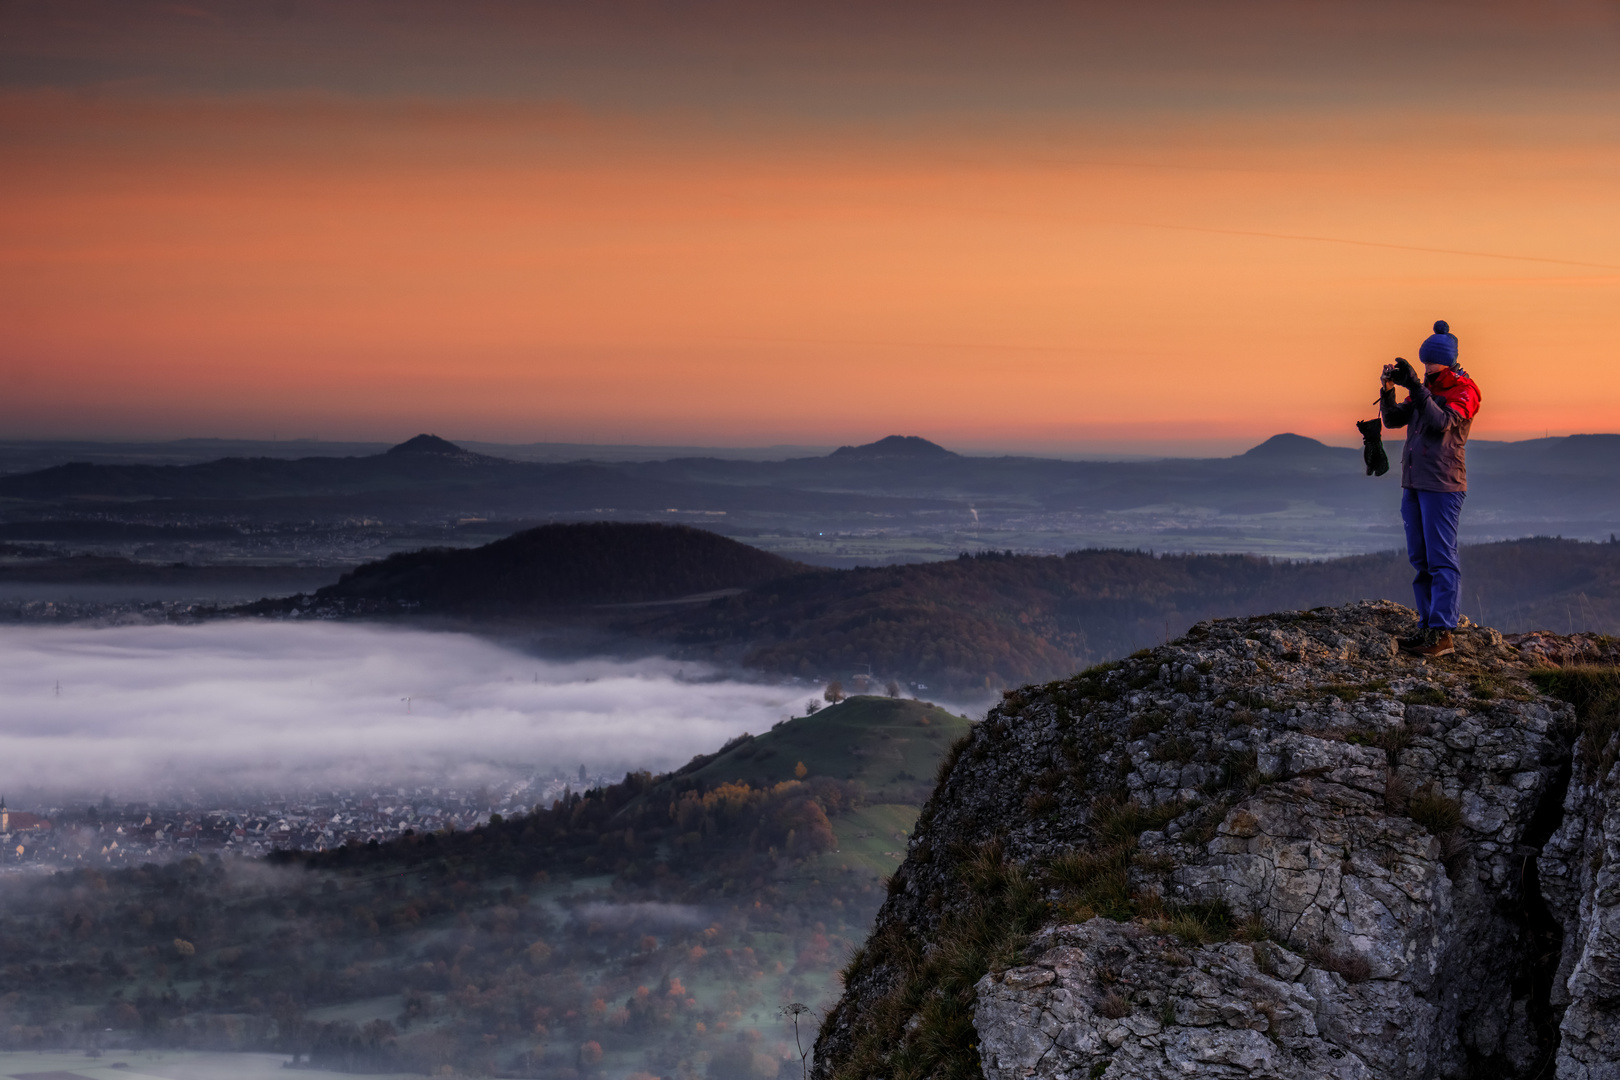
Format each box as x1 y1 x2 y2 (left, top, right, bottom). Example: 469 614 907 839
1381 320 1482 658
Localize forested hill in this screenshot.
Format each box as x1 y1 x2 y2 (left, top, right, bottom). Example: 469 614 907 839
248 526 1620 693
0 697 966 1078
641 537 1620 692
298 521 805 612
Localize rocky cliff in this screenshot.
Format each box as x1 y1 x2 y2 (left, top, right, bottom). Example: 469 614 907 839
813 601 1620 1080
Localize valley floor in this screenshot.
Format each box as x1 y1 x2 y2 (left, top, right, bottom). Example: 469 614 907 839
0 1049 418 1080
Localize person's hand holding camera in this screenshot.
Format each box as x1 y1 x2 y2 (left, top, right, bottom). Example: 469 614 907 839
1384 357 1420 391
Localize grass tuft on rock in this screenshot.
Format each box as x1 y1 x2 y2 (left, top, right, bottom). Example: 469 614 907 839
1097 991 1132 1019
935 732 974 785
1346 724 1412 765
1406 784 1463 837
1399 685 1450 706
1310 944 1372 983
827 839 1047 1080
1144 901 1234 946
1530 665 1620 779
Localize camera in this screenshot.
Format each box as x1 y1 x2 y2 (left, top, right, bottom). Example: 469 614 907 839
1384 357 1418 389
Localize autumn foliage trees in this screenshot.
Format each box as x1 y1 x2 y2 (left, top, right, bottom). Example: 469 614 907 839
289 766 862 896
0 766 878 1076
655 539 1620 692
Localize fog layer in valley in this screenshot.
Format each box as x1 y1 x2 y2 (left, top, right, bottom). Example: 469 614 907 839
0 622 800 798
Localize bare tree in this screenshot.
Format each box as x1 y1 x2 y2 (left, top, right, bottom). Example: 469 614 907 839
805 699 821 715
780 1002 813 1080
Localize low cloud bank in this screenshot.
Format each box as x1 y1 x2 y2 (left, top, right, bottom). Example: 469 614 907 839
0 622 798 798
569 902 713 933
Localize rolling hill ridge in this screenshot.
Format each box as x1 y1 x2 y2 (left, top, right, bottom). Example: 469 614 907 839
247 523 1620 693
6 433 1620 561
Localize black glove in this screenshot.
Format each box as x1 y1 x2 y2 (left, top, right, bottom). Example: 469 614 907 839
1390 357 1421 391
1357 417 1389 476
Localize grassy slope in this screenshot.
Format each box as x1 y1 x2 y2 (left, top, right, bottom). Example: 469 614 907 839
813 802 921 879
670 695 971 800
666 695 973 881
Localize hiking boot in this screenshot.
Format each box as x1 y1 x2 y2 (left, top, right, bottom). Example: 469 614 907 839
1397 628 1431 654
1414 629 1455 659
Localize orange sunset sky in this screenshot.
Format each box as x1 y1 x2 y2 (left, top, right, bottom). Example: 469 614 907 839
2 1 1618 454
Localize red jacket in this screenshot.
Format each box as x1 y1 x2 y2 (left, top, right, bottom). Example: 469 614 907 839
1380 366 1481 492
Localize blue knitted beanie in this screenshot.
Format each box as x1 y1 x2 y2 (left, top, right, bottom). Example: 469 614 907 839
1419 319 1458 366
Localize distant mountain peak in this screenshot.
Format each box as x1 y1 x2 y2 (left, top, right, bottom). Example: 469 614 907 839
1239 433 1347 459
387 434 468 456
829 435 957 460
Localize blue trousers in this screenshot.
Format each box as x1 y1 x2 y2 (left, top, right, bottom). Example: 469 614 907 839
1401 488 1466 630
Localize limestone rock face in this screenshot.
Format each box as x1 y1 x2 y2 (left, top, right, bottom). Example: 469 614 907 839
1539 727 1620 1079
814 601 1596 1080
975 922 1369 1080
